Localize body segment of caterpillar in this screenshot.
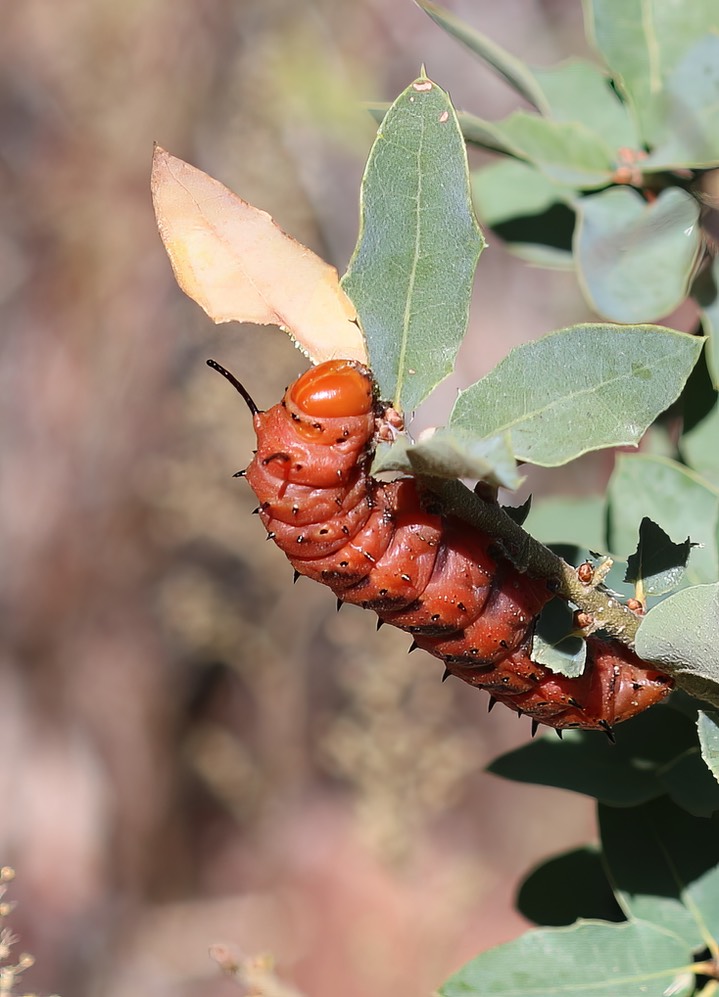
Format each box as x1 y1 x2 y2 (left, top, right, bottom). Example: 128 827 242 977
210 357 673 734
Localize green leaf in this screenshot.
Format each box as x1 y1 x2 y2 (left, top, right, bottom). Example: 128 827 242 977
574 187 702 323
635 583 719 708
532 598 587 678
607 455 719 588
495 111 615 188
693 255 719 390
414 0 549 112
657 746 719 817
457 110 527 157
584 0 717 148
643 35 719 169
468 115 620 192
698 710 719 786
472 159 570 225
370 103 526 159
440 919 694 997
532 57 639 150
517 847 624 927
600 796 719 951
523 496 606 552
370 428 520 489
450 325 702 467
680 400 719 488
487 705 697 805
471 160 575 269
343 77 485 412
624 517 693 597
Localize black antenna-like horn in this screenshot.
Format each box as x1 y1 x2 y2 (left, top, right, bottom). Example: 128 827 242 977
206 359 260 416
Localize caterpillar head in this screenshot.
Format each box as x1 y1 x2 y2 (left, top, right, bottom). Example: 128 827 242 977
207 357 378 463
287 360 404 446
288 360 374 419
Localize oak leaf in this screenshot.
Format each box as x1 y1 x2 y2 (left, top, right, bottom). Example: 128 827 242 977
151 146 366 364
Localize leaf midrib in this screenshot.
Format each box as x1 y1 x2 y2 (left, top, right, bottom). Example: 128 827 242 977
460 347 683 437
395 109 426 406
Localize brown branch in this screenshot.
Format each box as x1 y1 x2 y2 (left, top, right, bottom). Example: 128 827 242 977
428 478 643 644
423 479 719 710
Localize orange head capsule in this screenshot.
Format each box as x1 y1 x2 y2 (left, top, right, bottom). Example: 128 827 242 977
289 360 374 418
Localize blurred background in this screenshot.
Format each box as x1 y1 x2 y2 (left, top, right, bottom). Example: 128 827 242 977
1 2 600 994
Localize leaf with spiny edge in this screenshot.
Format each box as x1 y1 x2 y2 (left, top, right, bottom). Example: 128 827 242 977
624 516 694 599
342 75 485 412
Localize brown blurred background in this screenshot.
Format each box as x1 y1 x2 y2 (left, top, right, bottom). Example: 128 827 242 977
1 2 597 995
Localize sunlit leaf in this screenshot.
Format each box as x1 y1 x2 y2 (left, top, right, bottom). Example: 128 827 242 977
495 112 615 188
371 429 519 489
472 159 570 223
532 58 639 150
450 325 702 467
607 455 719 588
680 399 719 488
151 146 365 364
693 255 719 389
531 598 587 678
624 517 693 597
643 35 719 169
523 495 606 552
343 76 485 412
471 160 575 269
452 110 526 157
574 187 702 323
584 0 717 148
440 919 693 997
635 583 719 707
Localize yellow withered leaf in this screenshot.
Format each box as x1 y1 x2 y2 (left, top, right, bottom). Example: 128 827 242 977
151 146 367 364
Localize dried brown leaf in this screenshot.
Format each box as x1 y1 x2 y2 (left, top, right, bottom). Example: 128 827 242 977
151 146 366 363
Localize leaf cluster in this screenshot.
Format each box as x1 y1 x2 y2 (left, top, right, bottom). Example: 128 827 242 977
345 70 719 714
151 11 719 989
409 0 719 389
341 43 719 994
442 703 719 995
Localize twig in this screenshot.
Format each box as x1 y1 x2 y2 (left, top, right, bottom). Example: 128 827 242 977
210 945 306 997
429 478 643 643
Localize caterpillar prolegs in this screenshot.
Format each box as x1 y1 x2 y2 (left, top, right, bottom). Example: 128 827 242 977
208 357 673 735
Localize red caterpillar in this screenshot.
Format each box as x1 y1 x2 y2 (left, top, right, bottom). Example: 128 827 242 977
208 357 673 737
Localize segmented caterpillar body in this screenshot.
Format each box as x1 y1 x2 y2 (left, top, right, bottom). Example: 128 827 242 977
211 358 672 734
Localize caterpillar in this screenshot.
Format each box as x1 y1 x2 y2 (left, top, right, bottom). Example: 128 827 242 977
208 357 673 737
